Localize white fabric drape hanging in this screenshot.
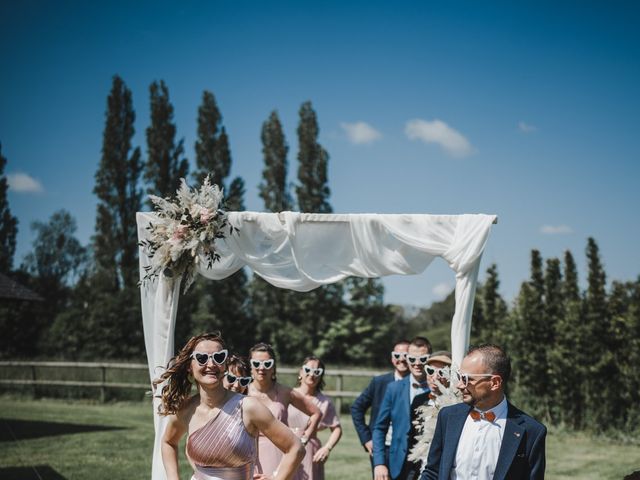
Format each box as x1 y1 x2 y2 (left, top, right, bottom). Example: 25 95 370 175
136 211 496 480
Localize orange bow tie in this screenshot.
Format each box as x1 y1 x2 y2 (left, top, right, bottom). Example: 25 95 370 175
469 410 496 422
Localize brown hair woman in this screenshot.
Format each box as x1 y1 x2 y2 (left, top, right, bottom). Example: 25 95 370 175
154 332 304 480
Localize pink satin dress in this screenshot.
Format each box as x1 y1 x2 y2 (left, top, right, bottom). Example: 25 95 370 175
256 384 289 477
288 392 340 480
186 394 257 480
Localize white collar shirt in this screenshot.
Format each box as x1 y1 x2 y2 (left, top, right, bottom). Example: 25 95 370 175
451 396 508 480
409 374 429 404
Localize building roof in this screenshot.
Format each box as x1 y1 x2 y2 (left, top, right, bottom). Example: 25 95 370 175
0 273 43 301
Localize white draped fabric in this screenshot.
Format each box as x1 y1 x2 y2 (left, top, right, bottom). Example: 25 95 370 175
136 211 496 480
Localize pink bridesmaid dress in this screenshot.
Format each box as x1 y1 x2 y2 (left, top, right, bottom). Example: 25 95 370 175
287 392 340 480
186 394 257 480
256 385 289 477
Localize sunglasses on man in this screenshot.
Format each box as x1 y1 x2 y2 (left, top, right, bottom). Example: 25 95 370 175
406 354 430 365
302 365 324 376
225 372 253 387
456 371 496 387
191 350 228 366
251 359 275 370
391 351 407 361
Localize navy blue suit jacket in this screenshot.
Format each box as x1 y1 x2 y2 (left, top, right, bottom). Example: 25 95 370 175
351 372 395 446
372 376 420 479
421 401 546 480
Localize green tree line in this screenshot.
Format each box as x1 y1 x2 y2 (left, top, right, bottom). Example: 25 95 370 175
1 76 639 437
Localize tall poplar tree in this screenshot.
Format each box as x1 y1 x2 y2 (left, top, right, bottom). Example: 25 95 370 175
144 80 188 204
0 143 18 273
71 75 147 359
296 101 331 213
94 75 143 290
543 258 563 421
251 110 302 359
260 111 292 211
192 91 231 187
583 237 615 429
178 92 250 351
549 250 586 428
294 101 344 352
510 250 548 418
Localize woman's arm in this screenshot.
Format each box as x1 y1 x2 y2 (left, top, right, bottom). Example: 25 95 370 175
312 424 342 463
289 388 321 442
243 396 304 480
161 413 188 480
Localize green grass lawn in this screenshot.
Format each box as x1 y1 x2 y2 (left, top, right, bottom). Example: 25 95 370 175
0 396 638 479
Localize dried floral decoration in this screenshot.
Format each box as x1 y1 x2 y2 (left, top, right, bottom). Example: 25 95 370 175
407 366 462 468
138 175 238 292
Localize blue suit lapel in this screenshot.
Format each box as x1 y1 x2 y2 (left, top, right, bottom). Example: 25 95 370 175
401 376 411 422
493 403 525 480
441 405 470 476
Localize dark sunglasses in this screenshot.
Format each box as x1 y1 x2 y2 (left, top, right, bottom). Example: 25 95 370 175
225 372 253 387
251 359 275 370
406 354 430 365
191 350 228 366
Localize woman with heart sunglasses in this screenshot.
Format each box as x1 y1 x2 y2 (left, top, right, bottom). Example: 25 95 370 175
288 356 342 480
153 332 305 480
223 354 253 395
248 343 322 478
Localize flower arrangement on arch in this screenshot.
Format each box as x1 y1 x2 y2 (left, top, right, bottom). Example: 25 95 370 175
407 365 462 467
138 175 238 292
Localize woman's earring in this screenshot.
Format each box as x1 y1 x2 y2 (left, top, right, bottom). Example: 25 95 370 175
187 372 194 383
297 376 302 381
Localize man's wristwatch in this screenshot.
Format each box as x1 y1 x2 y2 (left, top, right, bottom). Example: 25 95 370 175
300 436 309 446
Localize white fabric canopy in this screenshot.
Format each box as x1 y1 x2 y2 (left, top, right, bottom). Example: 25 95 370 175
136 211 496 480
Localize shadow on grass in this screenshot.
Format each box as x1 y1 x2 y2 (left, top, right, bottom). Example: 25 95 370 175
0 465 67 479
0 418 126 442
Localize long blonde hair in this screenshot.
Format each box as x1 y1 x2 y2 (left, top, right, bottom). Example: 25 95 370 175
153 331 226 415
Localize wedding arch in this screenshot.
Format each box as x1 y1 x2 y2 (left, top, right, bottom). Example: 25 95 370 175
136 210 497 480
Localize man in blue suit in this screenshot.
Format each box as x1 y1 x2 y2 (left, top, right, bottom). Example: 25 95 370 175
422 344 546 480
352 339 411 474
373 336 432 480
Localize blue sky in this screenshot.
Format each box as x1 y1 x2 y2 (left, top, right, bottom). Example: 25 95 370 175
2 1 639 307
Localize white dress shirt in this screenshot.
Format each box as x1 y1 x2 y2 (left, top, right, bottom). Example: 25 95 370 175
409 374 429 404
451 396 508 480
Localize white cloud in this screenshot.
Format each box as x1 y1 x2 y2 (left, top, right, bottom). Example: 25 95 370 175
7 173 44 193
540 225 573 235
518 121 537 133
340 121 382 145
405 118 474 158
432 282 453 299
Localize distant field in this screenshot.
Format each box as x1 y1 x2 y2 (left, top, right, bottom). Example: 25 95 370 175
0 396 638 479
